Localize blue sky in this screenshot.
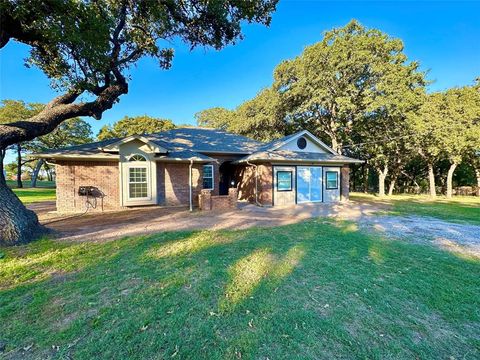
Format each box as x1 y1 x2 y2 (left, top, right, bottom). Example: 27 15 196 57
1 1 479 163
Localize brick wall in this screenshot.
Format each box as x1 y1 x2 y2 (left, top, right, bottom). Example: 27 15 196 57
162 163 202 206
56 161 120 212
341 165 350 201
235 163 273 206
199 188 238 211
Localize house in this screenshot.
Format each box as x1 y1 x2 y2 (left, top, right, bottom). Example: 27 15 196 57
34 128 362 212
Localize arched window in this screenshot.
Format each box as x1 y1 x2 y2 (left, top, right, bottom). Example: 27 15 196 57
128 154 147 162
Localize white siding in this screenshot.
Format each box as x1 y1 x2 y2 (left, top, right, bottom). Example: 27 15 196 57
323 166 341 202
278 136 327 153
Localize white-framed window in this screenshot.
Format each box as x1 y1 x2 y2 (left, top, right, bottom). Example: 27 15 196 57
203 164 214 190
128 167 148 198
277 171 293 191
326 171 338 190
128 154 147 162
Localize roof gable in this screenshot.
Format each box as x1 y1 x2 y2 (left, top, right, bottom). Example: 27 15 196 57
101 135 168 153
262 130 337 155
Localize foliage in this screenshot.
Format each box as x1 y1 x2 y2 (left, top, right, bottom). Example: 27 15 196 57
273 20 426 153
195 107 234 130
0 0 278 148
231 87 287 141
197 88 287 142
97 115 175 140
27 118 93 152
0 100 43 124
195 21 480 194
0 220 478 358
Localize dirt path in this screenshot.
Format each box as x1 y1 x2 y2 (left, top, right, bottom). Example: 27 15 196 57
358 215 480 258
33 201 383 242
30 201 480 258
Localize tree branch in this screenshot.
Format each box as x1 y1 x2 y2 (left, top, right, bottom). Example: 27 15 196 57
0 82 128 149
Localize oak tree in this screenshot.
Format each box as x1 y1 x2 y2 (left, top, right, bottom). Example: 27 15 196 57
97 115 175 140
0 0 278 245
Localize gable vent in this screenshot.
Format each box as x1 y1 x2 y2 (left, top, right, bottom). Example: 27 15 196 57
297 137 307 150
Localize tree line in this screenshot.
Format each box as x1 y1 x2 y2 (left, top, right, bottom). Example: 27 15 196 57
195 21 480 198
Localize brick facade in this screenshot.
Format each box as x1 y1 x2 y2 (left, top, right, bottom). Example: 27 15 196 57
341 165 350 201
55 160 120 212
160 163 202 206
199 188 238 211
235 163 273 206
55 158 348 213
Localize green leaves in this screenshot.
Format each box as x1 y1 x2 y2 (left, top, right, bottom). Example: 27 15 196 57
416 86 480 164
3 0 278 93
273 20 426 154
97 115 176 140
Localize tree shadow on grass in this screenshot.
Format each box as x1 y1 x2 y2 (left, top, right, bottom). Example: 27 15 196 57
0 220 479 359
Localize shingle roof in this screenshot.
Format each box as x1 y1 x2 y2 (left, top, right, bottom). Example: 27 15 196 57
37 138 120 156
155 150 215 162
146 128 262 153
257 132 300 151
35 128 263 159
235 150 363 164
33 127 362 164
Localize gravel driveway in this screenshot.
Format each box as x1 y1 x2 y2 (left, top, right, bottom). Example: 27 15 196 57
358 215 480 258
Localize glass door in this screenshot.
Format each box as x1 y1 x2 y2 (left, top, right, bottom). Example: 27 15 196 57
297 166 322 203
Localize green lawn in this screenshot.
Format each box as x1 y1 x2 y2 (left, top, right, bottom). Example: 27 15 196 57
0 220 478 359
6 180 56 189
6 180 56 204
11 188 56 204
351 192 480 225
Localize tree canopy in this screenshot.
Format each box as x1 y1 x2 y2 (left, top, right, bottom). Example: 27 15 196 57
274 20 426 153
0 0 278 149
0 0 278 245
97 115 175 140
195 21 480 198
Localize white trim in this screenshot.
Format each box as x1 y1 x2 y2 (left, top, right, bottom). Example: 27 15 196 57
127 153 147 162
126 165 150 201
101 135 168 153
31 154 120 161
296 166 323 204
202 164 214 190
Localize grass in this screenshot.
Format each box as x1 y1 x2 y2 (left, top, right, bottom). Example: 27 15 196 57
6 180 56 189
5 180 56 204
11 188 56 204
0 220 478 359
351 192 480 225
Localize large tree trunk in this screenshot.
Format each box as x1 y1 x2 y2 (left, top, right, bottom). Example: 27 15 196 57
388 175 397 196
427 162 436 198
16 143 23 188
363 166 369 193
0 161 44 245
446 162 458 199
476 168 480 197
31 159 44 188
377 165 388 197
330 136 342 155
